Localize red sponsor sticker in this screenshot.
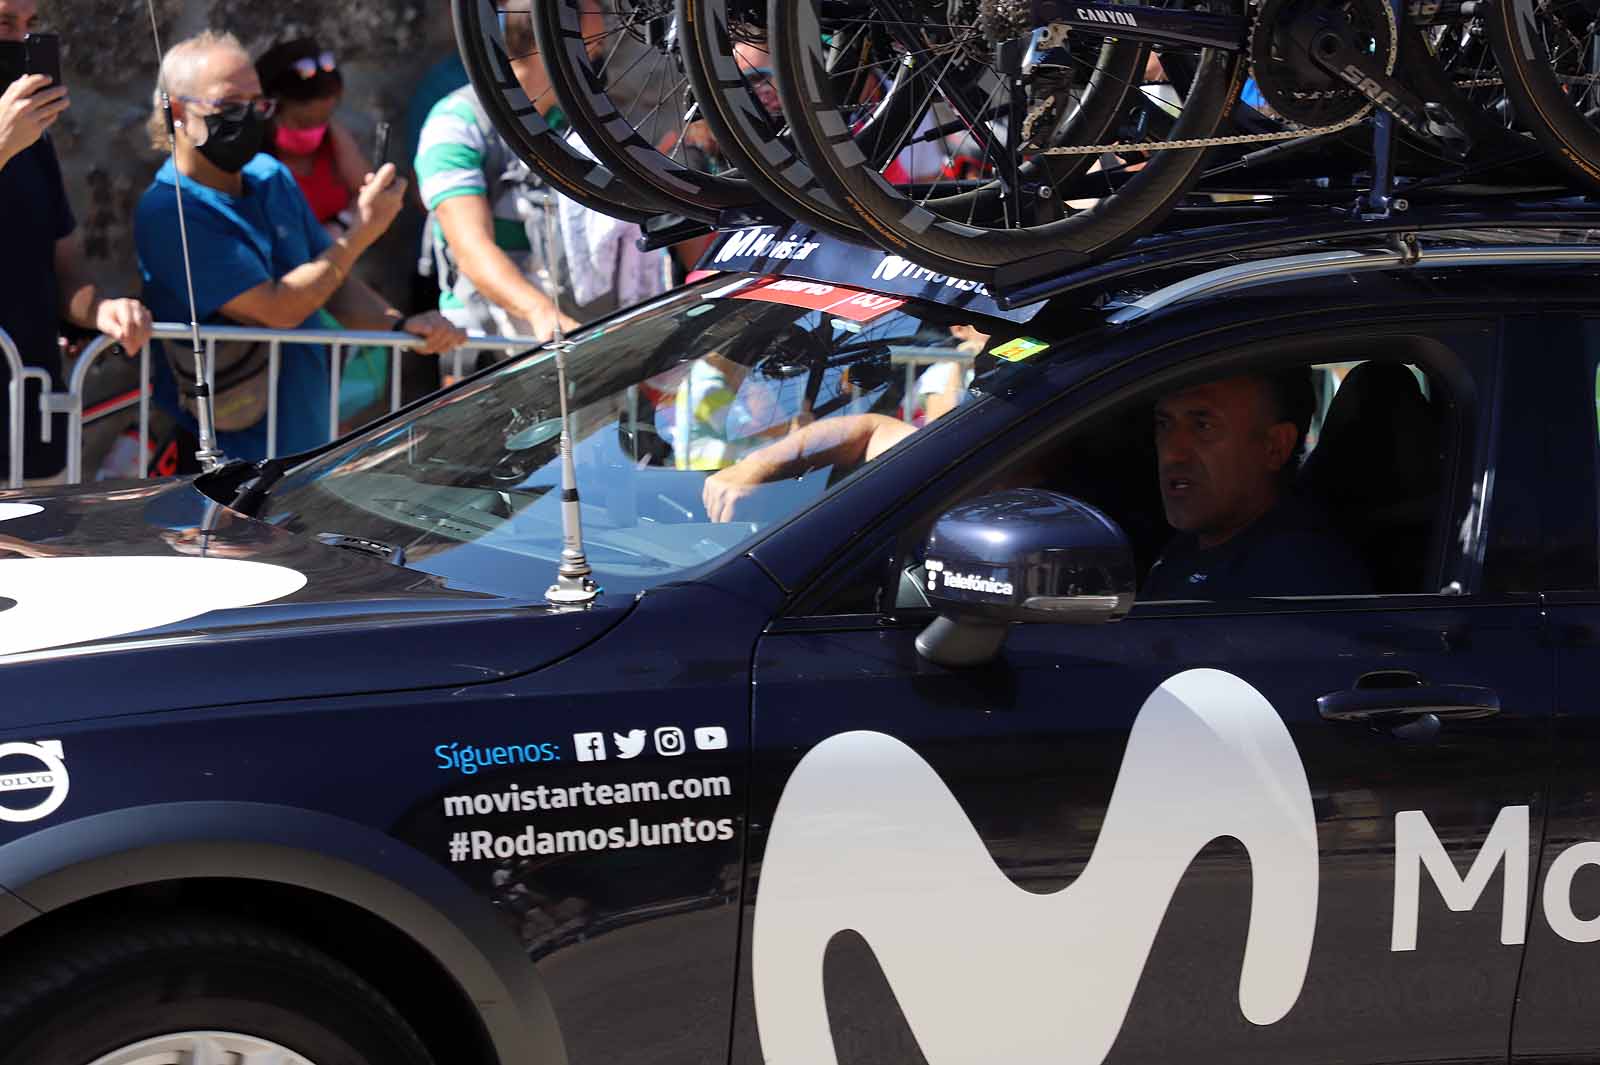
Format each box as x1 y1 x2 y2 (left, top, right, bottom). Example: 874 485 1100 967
731 278 906 322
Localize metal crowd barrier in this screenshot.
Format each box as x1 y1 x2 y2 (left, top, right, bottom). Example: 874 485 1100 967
3 323 541 488
890 345 977 422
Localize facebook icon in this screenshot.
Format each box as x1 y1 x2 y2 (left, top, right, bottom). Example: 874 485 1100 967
573 732 607 762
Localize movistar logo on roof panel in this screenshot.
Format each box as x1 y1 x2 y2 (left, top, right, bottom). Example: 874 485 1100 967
871 255 991 294
713 227 822 265
703 225 1045 322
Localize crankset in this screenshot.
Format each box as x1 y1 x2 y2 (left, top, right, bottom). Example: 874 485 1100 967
1255 0 1434 138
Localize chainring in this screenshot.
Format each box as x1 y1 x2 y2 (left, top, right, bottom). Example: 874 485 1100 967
1250 0 1396 126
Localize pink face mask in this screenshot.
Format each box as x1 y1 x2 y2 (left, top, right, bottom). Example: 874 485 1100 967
273 123 327 156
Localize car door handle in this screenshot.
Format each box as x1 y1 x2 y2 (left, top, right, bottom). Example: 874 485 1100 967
1318 684 1501 722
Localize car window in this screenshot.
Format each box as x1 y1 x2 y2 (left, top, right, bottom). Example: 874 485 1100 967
892 357 1453 608
256 276 1013 599
784 343 1470 618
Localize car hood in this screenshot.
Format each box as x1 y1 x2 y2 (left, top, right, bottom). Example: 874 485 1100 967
0 481 633 727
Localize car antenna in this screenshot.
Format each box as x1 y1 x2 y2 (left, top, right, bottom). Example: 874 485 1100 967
535 190 597 606
143 0 224 473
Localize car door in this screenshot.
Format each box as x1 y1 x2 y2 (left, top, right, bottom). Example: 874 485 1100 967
1512 310 1600 1062
734 311 1550 1065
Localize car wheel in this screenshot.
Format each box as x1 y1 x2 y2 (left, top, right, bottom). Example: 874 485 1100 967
0 916 435 1065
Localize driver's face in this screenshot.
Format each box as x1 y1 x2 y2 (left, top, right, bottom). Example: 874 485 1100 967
1153 376 1293 547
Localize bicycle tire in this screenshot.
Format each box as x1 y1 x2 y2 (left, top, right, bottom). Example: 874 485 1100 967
772 0 1245 285
677 0 880 237
682 0 1143 241
533 0 754 223
453 0 676 223
1486 0 1600 190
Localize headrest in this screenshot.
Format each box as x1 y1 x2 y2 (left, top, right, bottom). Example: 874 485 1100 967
1297 361 1439 508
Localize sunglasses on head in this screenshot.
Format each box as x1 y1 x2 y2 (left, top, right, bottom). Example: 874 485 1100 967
289 50 337 79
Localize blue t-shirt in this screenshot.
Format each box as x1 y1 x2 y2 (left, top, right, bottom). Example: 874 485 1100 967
135 154 334 460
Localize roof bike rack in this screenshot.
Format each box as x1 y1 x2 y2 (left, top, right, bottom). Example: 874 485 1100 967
993 197 1600 308
1106 240 1600 323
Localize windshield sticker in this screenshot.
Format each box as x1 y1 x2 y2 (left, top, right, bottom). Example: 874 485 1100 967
0 503 42 523
0 557 307 658
729 278 906 322
0 740 69 823
991 337 1050 362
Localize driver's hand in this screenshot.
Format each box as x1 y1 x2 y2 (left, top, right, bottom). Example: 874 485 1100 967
702 460 770 523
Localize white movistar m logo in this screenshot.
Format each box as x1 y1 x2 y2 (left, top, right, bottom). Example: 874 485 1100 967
753 669 1319 1065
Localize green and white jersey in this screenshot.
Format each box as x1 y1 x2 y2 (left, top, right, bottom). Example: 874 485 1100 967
413 86 591 328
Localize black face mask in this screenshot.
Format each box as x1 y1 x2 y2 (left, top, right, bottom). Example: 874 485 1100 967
195 108 266 174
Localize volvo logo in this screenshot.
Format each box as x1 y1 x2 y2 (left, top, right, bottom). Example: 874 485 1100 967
0 740 70 823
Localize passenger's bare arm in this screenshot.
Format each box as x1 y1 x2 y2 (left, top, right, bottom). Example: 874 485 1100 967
702 414 916 522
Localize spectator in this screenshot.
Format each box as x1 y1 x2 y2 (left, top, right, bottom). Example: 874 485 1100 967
255 37 370 237
0 0 153 483
134 30 465 463
415 4 671 375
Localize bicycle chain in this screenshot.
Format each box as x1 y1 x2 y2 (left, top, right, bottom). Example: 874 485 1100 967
1030 0 1395 155
989 1 1589 157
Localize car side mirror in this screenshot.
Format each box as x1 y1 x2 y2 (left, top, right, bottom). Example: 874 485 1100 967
915 489 1136 668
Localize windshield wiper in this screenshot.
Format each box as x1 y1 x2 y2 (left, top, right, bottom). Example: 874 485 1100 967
229 458 290 517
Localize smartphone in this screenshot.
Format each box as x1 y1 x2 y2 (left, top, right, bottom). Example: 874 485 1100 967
372 121 391 167
23 33 61 86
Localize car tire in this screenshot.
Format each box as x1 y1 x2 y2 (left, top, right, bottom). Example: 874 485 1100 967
0 916 435 1065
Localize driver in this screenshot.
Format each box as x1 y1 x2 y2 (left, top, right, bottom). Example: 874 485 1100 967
1141 370 1372 599
704 366 1373 600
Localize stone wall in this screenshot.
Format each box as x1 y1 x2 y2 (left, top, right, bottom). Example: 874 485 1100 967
49 0 457 310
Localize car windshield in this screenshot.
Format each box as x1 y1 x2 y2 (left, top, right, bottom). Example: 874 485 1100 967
257 275 1001 598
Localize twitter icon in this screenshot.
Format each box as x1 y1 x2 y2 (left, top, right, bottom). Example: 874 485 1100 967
613 729 647 759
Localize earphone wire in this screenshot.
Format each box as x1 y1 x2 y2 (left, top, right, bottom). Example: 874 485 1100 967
144 0 223 471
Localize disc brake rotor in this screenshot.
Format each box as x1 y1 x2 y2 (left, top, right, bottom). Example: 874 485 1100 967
1250 0 1396 126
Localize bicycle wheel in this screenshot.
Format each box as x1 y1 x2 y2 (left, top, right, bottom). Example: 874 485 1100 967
453 0 677 223
533 0 757 223
677 0 886 237
1487 0 1600 189
772 0 1245 285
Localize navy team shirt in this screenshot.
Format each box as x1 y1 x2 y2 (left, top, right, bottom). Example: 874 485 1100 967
1141 497 1376 601
0 134 74 477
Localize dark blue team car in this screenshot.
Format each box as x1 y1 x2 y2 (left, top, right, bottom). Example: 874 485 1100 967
4 212 1600 1065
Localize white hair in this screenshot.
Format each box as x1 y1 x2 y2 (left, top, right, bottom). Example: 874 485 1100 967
146 30 248 150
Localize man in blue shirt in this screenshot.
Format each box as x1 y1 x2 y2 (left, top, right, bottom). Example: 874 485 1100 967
1 0 154 482
135 30 465 462
1141 371 1374 599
